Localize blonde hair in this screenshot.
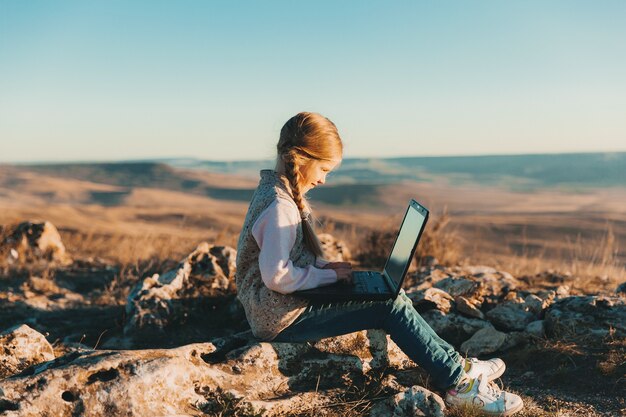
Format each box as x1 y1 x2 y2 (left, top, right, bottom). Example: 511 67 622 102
277 112 343 257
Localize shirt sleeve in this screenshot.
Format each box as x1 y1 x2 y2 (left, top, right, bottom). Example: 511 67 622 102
251 199 337 294
315 257 330 267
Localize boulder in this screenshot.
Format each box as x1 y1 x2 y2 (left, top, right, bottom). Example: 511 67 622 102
486 301 535 331
124 242 236 335
544 296 626 338
459 327 507 357
0 324 55 379
1 221 71 265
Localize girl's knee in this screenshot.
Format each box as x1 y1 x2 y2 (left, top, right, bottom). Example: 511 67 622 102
391 291 413 310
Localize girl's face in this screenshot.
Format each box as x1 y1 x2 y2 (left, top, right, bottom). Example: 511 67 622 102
298 158 341 193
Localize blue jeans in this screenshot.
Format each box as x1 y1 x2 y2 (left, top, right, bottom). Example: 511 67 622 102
273 290 465 389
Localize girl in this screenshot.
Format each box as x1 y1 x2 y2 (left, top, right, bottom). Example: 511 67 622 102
235 112 524 416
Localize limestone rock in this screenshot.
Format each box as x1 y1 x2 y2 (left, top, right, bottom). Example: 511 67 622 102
0 343 224 417
544 296 626 338
0 324 55 379
124 242 236 335
406 287 454 313
0 328 430 417
318 233 352 262
0 221 71 265
369 385 445 417
460 327 507 357
486 301 535 331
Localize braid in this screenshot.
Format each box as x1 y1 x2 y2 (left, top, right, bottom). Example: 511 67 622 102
282 150 324 257
282 150 307 219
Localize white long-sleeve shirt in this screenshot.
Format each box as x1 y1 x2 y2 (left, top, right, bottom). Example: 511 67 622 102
251 198 337 294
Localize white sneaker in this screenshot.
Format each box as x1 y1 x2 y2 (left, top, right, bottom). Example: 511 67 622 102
463 357 506 381
445 374 524 416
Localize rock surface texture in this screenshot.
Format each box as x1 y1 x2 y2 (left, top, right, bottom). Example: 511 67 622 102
0 325 55 379
0 328 443 417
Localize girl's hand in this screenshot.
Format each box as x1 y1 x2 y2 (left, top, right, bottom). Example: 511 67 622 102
322 262 353 284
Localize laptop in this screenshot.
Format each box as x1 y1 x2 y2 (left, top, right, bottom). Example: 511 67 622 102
295 199 429 302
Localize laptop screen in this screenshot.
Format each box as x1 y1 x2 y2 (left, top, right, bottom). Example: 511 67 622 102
383 200 428 290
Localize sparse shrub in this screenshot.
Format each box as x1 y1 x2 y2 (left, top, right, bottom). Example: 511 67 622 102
195 386 265 417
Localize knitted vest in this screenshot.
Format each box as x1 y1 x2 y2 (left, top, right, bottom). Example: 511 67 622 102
235 170 313 340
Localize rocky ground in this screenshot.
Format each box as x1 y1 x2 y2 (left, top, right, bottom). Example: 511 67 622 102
0 221 625 416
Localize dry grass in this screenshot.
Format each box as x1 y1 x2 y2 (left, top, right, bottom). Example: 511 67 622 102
334 210 462 269
195 386 266 417
274 370 396 417
492 225 624 294
60 229 201 265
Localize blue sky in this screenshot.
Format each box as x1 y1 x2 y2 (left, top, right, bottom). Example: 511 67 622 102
1 1 625 162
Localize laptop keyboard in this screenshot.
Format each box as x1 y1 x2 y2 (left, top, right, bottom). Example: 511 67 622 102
352 271 386 293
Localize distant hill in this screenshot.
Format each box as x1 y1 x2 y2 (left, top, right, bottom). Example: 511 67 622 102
5 152 624 210
164 152 626 190
13 162 256 203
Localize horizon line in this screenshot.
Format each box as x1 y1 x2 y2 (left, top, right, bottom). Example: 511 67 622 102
2 149 626 166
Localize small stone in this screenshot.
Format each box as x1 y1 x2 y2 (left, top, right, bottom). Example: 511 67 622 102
524 294 545 315
369 385 445 417
406 287 454 313
455 296 485 319
434 277 479 298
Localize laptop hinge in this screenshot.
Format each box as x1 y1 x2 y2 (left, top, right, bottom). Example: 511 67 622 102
382 271 397 294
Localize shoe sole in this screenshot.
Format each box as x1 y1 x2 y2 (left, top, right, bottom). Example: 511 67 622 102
445 401 524 417
481 400 524 416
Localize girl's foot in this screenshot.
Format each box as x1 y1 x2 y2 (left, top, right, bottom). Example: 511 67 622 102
446 374 524 416
462 357 506 381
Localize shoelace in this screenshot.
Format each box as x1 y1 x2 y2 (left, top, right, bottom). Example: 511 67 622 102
477 374 502 400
